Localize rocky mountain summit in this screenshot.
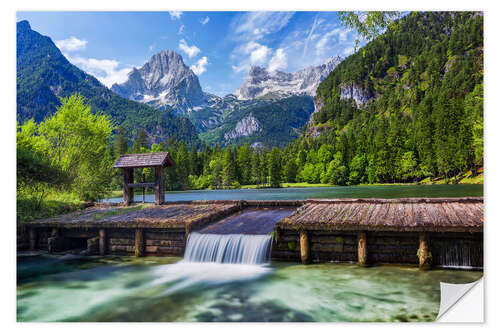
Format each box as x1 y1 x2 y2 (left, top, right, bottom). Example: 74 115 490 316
111 50 207 114
233 56 342 100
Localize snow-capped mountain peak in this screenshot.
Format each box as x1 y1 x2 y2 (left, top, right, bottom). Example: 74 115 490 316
234 56 342 100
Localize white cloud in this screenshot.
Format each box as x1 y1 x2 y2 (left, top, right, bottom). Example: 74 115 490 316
272 13 359 72
231 41 272 73
169 11 182 20
250 44 270 64
148 44 155 52
268 48 288 72
179 39 200 58
55 36 87 52
190 56 208 75
231 12 294 41
178 24 185 35
66 55 131 88
201 16 210 25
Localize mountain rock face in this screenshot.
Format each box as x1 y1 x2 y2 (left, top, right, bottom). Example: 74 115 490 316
111 50 207 114
339 82 371 108
234 56 342 100
223 114 262 140
16 20 199 145
201 95 315 148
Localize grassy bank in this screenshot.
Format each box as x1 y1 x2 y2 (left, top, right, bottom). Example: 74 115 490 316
17 191 88 224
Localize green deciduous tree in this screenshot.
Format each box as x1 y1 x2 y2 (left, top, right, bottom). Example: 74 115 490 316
36 94 115 201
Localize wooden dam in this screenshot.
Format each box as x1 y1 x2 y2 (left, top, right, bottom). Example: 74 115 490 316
20 198 483 270
18 153 484 270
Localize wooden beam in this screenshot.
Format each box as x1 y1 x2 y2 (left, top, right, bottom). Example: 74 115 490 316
357 231 367 267
126 182 155 188
29 228 37 250
154 166 165 205
299 230 310 264
123 168 134 206
418 232 431 270
99 229 107 255
135 229 144 257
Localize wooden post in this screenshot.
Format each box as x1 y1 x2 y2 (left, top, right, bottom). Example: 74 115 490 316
99 229 107 255
29 228 37 250
123 167 134 206
154 166 165 205
51 228 59 237
418 232 431 270
299 230 310 264
357 231 367 267
135 229 144 257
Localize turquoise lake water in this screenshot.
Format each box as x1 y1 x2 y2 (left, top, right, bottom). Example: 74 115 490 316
103 184 483 203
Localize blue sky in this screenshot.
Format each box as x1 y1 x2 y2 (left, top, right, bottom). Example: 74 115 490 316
17 11 360 96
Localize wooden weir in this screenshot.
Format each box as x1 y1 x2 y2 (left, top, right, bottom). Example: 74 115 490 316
20 198 483 270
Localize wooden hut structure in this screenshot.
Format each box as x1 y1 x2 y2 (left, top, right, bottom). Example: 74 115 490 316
113 152 174 205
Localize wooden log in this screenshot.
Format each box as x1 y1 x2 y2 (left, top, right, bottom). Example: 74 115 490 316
99 229 107 255
87 237 100 255
29 228 37 250
357 231 367 267
109 238 135 245
154 166 165 205
144 231 185 241
47 237 57 253
135 229 144 257
123 168 134 206
299 230 310 264
145 239 185 247
110 245 135 253
418 232 431 270
126 182 155 188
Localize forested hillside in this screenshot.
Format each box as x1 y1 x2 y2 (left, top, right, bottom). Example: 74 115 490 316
285 11 483 184
16 20 199 145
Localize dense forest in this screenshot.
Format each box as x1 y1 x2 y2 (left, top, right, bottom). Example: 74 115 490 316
302 11 483 184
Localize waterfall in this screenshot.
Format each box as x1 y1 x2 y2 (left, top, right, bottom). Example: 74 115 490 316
434 241 483 269
183 233 273 265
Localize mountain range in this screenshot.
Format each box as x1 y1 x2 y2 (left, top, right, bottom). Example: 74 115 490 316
16 20 341 148
16 20 199 146
111 49 341 147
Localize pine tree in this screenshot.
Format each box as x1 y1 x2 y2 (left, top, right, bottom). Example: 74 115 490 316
222 147 236 187
269 147 282 187
132 129 148 153
113 126 129 157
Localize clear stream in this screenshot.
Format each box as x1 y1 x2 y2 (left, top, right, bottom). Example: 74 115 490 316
17 255 482 322
18 184 483 322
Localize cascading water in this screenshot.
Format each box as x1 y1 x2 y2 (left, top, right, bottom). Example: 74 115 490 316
183 233 273 264
434 241 483 269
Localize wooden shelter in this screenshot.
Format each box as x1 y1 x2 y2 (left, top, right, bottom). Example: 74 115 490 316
113 152 174 205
